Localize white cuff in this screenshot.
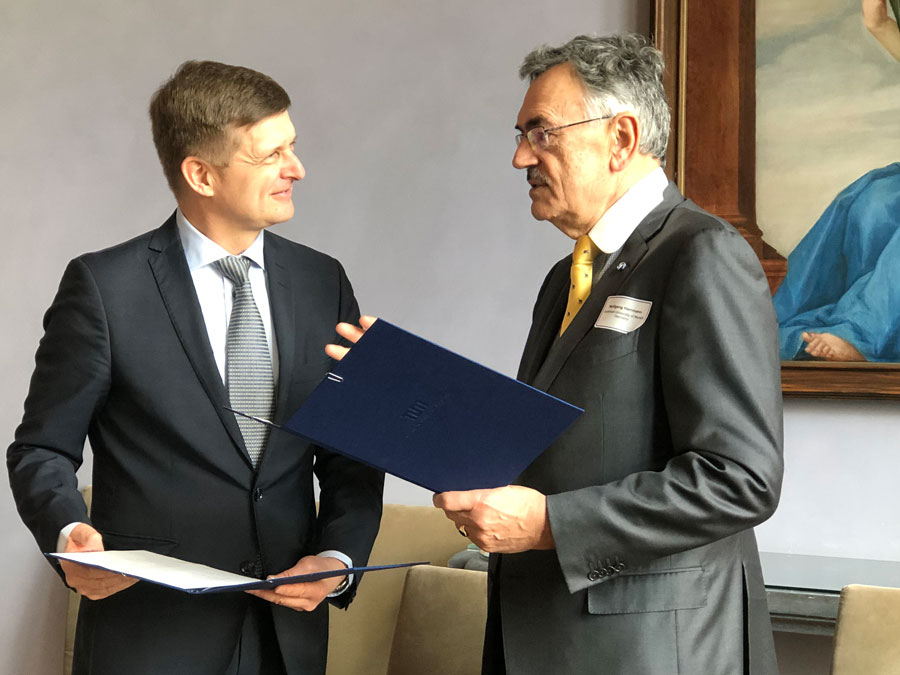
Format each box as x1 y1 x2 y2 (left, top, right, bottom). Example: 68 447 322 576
318 550 353 596
57 522 83 553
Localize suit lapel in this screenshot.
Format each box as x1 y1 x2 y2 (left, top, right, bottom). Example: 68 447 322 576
263 233 296 424
530 183 685 392
148 215 250 466
517 260 570 384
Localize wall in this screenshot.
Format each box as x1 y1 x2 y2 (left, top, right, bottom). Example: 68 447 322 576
0 1 646 673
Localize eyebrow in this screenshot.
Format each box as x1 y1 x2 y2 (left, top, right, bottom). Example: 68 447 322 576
514 116 550 132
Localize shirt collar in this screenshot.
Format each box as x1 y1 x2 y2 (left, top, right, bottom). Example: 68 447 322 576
588 166 668 253
176 209 266 271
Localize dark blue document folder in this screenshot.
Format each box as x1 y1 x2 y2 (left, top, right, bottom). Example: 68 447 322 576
280 320 583 492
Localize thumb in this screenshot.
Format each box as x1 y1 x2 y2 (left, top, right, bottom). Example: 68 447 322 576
66 524 104 553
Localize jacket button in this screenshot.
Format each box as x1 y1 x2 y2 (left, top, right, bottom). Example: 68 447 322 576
253 488 263 502
240 561 255 576
616 562 626 571
587 570 601 581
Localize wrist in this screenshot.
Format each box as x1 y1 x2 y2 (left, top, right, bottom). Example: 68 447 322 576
328 574 350 597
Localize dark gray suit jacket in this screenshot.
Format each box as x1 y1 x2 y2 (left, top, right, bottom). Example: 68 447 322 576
485 184 783 674
7 214 384 675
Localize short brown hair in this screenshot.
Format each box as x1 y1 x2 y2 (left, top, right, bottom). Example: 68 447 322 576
149 60 291 193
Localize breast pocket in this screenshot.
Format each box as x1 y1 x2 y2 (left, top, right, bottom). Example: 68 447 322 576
572 328 640 366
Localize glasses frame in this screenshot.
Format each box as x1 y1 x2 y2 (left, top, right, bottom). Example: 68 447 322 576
515 114 614 151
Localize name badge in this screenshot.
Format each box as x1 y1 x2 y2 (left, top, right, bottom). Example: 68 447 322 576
595 295 652 334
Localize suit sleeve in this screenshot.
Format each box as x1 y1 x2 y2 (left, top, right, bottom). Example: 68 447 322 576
547 226 783 594
312 260 384 607
7 258 111 557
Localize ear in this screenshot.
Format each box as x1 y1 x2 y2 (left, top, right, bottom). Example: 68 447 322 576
180 156 216 197
608 113 641 173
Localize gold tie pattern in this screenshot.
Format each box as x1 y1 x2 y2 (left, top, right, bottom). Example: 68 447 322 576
560 234 600 335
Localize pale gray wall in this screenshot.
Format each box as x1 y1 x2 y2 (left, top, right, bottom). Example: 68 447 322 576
2 2 896 675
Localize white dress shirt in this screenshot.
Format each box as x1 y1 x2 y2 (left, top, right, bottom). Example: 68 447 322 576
176 210 278 384
588 166 669 253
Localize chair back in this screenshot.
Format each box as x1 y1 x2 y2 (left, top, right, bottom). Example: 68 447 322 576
831 583 900 675
387 566 488 675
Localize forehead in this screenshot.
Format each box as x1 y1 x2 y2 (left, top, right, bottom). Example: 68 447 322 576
516 63 587 129
237 110 295 153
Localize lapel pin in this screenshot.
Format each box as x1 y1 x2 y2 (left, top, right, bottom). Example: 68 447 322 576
616 261 628 271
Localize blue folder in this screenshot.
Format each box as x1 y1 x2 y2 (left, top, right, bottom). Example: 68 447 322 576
268 320 583 493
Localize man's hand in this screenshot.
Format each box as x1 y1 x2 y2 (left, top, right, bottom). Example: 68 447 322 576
246 555 348 611
324 315 378 361
59 523 138 600
433 486 555 554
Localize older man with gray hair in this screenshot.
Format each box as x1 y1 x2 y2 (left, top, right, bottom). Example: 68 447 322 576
431 33 784 674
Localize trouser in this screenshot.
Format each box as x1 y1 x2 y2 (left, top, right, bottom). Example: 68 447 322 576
225 597 287 675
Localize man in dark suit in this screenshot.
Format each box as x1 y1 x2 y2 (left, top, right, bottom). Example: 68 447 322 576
335 34 782 673
7 60 383 675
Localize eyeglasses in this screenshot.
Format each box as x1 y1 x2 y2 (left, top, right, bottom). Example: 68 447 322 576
515 115 613 151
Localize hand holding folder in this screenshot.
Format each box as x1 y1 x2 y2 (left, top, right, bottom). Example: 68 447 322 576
58 523 138 601
324 314 377 361
298 317 582 493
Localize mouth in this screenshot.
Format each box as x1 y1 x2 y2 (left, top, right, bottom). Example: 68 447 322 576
528 182 549 197
526 168 549 191
271 186 293 200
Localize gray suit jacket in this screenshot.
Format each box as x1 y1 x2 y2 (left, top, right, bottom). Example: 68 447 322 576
485 184 783 674
8 214 384 675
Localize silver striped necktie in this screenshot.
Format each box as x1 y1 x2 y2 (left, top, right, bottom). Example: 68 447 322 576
214 255 274 468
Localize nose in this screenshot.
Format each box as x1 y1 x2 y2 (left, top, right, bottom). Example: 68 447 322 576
284 149 305 181
513 138 537 170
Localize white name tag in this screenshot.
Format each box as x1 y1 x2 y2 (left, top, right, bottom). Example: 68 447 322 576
595 295 652 334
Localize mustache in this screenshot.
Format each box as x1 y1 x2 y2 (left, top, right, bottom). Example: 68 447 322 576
527 168 549 186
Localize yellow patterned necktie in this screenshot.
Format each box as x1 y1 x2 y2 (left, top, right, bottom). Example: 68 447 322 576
560 234 600 335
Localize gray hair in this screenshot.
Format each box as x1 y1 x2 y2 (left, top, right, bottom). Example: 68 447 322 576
519 33 670 163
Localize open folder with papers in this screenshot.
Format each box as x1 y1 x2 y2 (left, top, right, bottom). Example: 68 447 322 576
234 320 583 493
49 550 425 594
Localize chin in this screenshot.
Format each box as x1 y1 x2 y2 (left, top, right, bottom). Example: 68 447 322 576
530 203 554 223
269 206 294 225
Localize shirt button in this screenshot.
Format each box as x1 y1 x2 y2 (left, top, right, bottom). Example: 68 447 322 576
253 488 263 502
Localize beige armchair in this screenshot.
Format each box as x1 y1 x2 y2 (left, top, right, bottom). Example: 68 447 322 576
387 565 488 675
64 494 488 675
831 584 900 675
328 503 486 675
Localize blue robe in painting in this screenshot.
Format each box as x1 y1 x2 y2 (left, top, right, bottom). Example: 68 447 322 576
774 163 900 361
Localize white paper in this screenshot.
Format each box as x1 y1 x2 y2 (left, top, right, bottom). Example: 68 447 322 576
50 550 423 594
594 295 652 334
52 550 255 591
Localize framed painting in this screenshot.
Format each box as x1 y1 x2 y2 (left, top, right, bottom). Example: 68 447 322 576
652 0 900 398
